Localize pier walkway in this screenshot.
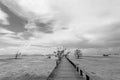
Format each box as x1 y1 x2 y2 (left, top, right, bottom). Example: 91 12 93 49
47 57 85 80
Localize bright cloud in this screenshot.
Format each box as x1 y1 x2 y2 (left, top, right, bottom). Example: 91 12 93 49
0 46 56 55
0 27 25 45
0 34 26 45
18 0 52 16
0 27 14 33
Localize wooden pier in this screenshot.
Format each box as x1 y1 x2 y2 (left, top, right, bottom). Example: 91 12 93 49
47 57 85 80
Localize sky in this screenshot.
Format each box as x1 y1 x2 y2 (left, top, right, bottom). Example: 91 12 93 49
0 0 120 55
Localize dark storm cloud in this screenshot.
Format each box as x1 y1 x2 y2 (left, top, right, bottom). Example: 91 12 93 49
0 2 27 33
34 20 54 33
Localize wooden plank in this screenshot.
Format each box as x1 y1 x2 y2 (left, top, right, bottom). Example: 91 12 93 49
47 57 85 80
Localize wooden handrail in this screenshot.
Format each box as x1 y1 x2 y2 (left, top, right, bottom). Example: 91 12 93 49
66 56 104 80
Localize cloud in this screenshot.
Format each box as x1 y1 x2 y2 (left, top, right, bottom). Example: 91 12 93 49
18 0 52 15
20 46 56 54
0 34 26 45
0 27 26 45
1 0 120 48
0 27 14 34
0 46 56 55
0 7 9 25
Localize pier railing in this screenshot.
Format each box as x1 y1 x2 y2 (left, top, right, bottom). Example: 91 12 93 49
66 57 104 80
47 57 63 80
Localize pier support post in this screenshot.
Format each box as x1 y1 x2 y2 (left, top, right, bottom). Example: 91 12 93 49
86 75 90 80
76 67 79 72
80 70 83 76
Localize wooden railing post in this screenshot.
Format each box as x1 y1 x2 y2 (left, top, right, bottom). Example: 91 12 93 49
80 70 83 76
66 57 104 80
76 66 79 72
86 75 90 80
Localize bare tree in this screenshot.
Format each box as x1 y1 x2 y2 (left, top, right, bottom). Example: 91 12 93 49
15 51 21 59
74 49 82 59
55 48 65 60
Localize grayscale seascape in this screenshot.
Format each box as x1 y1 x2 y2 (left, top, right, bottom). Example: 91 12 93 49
0 0 120 80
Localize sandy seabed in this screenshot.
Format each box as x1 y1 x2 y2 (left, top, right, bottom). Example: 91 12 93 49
0 55 56 80
70 55 120 80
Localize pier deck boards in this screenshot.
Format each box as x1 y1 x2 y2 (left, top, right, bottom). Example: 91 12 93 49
48 57 85 80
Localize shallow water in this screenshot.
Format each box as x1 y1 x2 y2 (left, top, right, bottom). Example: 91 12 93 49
0 55 56 80
70 56 120 80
